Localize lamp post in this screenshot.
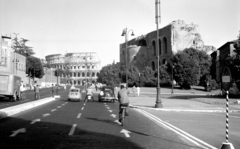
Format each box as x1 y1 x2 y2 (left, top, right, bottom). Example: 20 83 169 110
138 73 141 86
155 0 162 108
171 65 175 97
121 27 134 88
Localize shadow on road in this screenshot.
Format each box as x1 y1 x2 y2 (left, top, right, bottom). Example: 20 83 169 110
0 117 143 149
85 117 117 125
129 130 204 149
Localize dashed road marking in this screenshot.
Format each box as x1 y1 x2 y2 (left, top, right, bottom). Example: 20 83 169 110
31 119 41 124
77 113 81 118
51 109 56 112
57 106 61 108
110 114 117 118
114 120 121 125
10 128 26 137
109 110 112 112
43 113 50 117
68 124 77 136
81 107 84 110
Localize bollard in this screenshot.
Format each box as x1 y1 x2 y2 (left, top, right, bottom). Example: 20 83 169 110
219 91 235 149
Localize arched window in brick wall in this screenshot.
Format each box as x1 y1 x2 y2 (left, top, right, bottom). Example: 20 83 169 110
78 72 81 77
152 61 155 70
74 72 76 77
152 41 156 56
159 39 162 55
163 37 167 54
92 72 95 77
87 72 90 77
82 72 85 77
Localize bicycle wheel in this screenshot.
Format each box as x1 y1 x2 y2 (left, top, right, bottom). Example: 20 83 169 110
121 108 125 126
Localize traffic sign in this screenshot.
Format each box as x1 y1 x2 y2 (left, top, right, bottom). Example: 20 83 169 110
222 67 231 91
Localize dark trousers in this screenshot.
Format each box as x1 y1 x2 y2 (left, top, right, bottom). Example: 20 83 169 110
35 92 40 100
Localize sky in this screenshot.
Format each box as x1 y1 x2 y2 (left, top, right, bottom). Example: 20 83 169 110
0 0 239 67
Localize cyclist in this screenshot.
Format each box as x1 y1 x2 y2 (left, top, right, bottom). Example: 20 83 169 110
84 87 94 102
117 85 130 122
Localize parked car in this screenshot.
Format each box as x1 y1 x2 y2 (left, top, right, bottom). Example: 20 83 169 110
98 86 116 102
68 88 82 102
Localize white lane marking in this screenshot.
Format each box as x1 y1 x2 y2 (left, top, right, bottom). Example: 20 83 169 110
77 113 81 118
68 124 77 136
106 107 110 109
114 120 121 125
30 119 41 124
104 103 106 105
137 109 216 149
109 110 112 112
84 103 86 106
51 109 56 112
110 114 117 118
43 113 50 117
120 129 131 138
57 106 61 108
10 128 26 137
199 113 240 119
81 107 84 110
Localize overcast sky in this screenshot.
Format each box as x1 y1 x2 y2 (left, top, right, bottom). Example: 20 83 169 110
0 0 239 67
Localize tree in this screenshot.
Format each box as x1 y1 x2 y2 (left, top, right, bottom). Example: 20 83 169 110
12 36 35 56
172 48 211 89
26 56 44 79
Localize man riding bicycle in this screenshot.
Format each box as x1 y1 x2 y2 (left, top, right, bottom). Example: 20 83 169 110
84 87 94 102
117 85 130 122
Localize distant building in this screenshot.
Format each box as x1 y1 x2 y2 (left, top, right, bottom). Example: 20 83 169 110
120 20 214 72
212 40 238 82
45 52 101 85
0 35 27 84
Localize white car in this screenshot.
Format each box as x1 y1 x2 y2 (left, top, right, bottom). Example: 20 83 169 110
68 88 82 102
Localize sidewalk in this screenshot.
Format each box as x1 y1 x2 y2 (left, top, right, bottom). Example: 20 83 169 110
129 95 240 113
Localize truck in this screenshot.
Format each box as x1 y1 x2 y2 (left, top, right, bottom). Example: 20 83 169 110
0 72 22 102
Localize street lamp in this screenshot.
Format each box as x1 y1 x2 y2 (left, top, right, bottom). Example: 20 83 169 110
155 0 162 108
171 65 175 97
121 27 134 88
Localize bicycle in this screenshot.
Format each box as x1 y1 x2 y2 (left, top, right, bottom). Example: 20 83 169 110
119 103 128 126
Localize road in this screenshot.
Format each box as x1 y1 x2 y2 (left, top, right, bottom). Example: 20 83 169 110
0 86 218 149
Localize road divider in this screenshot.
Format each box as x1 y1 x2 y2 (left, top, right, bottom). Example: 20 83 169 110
0 97 56 119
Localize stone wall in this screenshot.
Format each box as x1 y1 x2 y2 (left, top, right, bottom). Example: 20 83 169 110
120 20 214 72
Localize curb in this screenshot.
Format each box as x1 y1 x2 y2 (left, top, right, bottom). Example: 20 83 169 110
129 105 240 113
0 97 57 119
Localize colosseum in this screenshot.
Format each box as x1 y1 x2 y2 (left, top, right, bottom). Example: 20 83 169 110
45 52 101 85
120 20 215 72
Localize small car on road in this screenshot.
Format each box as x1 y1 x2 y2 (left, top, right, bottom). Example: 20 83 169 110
68 88 82 102
98 86 116 102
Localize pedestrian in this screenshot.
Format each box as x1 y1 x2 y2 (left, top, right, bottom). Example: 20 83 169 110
136 86 140 97
34 85 40 100
51 84 55 97
132 85 136 96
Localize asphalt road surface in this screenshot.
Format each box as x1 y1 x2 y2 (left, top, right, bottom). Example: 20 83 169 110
0 87 217 149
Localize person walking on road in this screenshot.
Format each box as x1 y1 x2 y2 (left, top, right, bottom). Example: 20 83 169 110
34 85 40 100
136 86 140 97
132 85 136 96
51 84 55 97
